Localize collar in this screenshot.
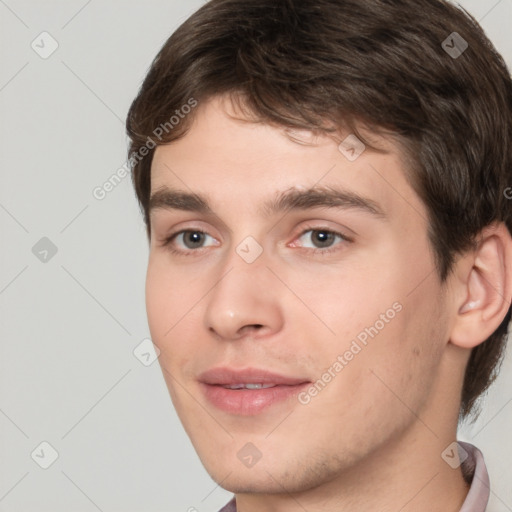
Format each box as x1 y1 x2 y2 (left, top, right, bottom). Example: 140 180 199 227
458 441 490 511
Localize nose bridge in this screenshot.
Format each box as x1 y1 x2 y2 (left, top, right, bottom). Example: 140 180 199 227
217 231 269 290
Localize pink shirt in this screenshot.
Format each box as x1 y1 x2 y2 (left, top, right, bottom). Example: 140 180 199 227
218 442 492 512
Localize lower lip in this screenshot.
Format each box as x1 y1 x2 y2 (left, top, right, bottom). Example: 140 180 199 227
200 383 310 415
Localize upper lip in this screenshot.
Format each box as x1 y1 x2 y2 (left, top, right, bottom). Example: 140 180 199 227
198 367 310 386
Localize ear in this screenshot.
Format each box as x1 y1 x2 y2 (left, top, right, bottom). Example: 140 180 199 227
449 222 512 349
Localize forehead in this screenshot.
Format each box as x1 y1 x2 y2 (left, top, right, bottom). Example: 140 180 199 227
149 96 426 225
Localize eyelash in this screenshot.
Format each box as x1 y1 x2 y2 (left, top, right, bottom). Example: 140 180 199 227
159 225 353 258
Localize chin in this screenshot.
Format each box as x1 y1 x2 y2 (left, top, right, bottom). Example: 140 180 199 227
209 470 290 494
202 454 342 496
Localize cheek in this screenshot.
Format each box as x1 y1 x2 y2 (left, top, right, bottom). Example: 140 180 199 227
294 251 400 349
145 260 168 340
302 240 447 417
145 261 196 408
145 257 190 357
145 254 195 335
145 257 205 376
298 299 445 461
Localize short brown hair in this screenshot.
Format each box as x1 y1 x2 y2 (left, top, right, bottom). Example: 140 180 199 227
126 0 512 420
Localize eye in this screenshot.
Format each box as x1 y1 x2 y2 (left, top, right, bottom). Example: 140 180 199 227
162 229 218 255
159 226 352 257
292 227 351 254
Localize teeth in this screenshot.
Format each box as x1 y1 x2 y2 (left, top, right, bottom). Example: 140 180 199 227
223 383 276 390
245 383 274 389
224 383 245 390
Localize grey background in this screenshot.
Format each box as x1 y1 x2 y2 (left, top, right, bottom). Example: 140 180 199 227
0 1 511 511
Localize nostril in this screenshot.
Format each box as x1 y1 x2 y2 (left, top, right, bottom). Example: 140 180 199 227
240 324 264 335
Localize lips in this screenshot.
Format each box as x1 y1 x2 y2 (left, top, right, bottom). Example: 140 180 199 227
198 367 311 415
198 367 309 386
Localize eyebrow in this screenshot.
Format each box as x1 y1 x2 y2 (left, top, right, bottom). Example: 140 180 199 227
149 185 387 220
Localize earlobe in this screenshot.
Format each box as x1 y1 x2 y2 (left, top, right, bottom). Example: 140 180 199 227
450 223 512 349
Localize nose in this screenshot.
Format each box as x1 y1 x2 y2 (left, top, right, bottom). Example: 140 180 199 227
203 253 284 342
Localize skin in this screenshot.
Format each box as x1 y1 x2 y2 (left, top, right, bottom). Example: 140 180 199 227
146 95 512 512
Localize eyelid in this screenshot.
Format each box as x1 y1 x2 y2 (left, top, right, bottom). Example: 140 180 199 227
291 221 354 243
287 224 353 255
160 228 218 251
155 219 219 245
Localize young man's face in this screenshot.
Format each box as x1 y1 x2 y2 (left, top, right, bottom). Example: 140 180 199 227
146 95 457 494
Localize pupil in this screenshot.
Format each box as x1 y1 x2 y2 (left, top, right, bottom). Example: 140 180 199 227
186 231 204 248
314 231 333 248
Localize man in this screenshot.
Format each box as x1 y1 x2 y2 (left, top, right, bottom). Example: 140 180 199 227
126 0 512 510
